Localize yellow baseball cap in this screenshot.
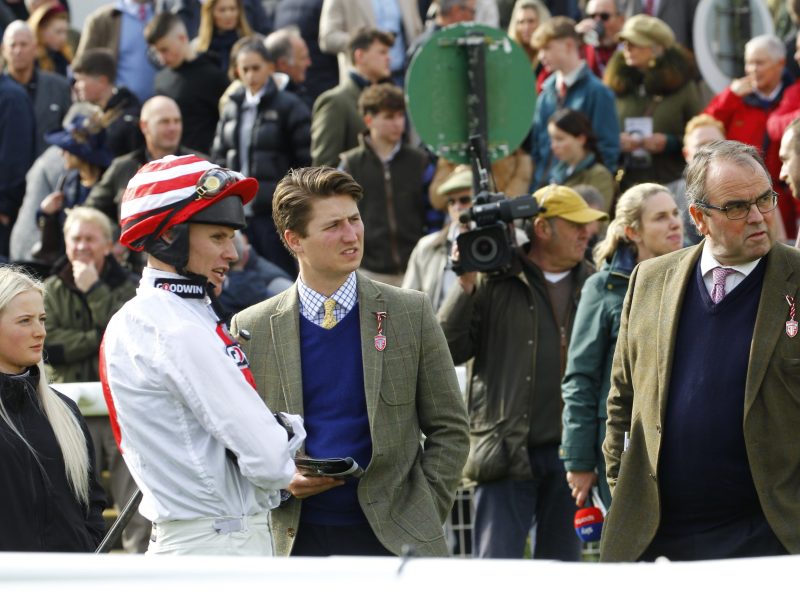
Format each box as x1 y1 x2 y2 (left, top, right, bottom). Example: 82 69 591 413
533 184 608 223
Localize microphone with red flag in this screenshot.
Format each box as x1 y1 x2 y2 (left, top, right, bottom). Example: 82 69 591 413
573 486 607 542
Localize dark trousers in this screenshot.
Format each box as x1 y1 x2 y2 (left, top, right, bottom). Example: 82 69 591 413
640 511 788 561
291 521 394 557
472 444 582 560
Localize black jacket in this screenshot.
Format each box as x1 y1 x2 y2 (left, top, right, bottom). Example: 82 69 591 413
105 86 145 158
0 367 106 551
211 78 311 215
154 53 228 154
274 0 339 103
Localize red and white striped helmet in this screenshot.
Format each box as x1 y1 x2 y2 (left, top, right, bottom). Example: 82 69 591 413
119 154 258 251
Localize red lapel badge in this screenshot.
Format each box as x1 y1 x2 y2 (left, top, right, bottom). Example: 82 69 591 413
786 295 798 338
374 311 387 351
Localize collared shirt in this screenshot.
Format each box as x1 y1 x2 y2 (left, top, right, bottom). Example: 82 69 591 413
273 72 290 91
365 133 402 164
118 0 150 18
754 82 783 103
556 60 586 93
371 0 405 72
699 243 762 298
297 271 358 325
239 84 268 178
116 0 157 102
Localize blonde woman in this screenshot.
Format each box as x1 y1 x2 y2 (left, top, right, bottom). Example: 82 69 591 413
0 266 105 551
560 184 683 509
507 0 551 92
507 0 550 66
193 0 253 74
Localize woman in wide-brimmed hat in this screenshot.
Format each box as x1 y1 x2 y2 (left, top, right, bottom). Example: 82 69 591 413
604 15 702 191
34 103 113 264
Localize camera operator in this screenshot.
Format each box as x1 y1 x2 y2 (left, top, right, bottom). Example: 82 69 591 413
438 184 607 560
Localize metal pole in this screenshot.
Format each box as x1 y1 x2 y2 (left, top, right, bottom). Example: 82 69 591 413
95 489 143 554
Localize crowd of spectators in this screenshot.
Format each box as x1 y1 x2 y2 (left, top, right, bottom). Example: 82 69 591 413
1 0 800 561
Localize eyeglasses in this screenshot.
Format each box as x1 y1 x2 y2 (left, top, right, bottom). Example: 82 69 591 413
195 168 244 199
447 195 473 207
587 12 613 21
694 190 778 220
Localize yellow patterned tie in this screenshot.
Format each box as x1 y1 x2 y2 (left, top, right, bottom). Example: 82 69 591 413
321 298 337 329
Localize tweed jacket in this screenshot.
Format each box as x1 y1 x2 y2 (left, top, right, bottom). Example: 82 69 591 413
311 75 363 167
600 241 800 561
230 273 469 556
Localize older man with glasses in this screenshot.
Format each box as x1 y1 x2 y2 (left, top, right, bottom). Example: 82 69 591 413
601 139 800 562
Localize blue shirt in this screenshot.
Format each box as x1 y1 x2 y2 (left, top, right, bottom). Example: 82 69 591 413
371 0 405 72
116 0 158 102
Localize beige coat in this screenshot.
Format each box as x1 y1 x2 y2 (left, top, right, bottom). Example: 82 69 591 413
319 0 423 80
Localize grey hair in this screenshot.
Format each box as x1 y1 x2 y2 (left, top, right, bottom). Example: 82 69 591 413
63 206 114 242
745 34 785 62
264 25 301 64
685 140 770 208
2 20 33 45
572 184 605 210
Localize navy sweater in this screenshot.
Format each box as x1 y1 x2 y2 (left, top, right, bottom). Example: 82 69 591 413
657 257 767 536
299 305 372 526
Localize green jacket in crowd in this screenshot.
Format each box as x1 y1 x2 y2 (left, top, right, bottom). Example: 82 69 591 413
438 251 592 483
604 47 702 190
560 246 636 508
44 255 138 383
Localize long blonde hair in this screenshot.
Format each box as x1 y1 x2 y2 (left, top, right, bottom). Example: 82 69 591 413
195 0 253 53
507 0 551 61
0 266 90 506
593 183 670 267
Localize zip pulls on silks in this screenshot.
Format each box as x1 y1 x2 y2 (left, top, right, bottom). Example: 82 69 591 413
374 311 387 351
786 295 797 338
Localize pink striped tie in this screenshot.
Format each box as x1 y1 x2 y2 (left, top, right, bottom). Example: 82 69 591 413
711 267 736 304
